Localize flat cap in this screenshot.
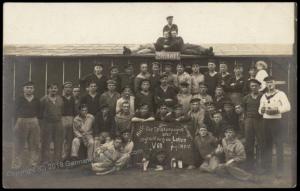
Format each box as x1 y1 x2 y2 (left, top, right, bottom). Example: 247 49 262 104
224 126 235 133
107 79 117 85
23 81 34 87
63 81 73 87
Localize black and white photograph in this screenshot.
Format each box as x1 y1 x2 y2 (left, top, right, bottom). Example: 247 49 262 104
2 2 297 188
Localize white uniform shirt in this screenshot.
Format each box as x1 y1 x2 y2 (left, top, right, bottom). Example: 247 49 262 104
255 70 268 91
258 90 291 119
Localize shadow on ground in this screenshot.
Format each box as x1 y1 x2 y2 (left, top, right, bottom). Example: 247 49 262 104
2 143 296 188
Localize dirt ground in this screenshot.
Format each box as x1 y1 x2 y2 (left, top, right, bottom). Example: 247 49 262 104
2 143 296 188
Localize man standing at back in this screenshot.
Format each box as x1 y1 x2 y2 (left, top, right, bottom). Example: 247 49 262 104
11 81 41 169
80 63 107 95
258 76 291 178
204 59 219 97
40 83 64 163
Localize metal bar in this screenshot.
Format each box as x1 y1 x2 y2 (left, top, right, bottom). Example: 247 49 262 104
111 59 114 67
78 59 81 79
29 60 32 81
13 62 16 101
62 61 65 83
45 60 48 95
270 60 273 76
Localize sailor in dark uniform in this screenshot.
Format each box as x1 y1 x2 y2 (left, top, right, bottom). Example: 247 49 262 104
163 16 178 34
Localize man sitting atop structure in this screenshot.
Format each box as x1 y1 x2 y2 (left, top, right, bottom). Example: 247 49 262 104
154 31 172 52
163 16 178 34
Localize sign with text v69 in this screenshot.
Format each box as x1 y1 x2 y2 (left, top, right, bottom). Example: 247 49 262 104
132 121 194 164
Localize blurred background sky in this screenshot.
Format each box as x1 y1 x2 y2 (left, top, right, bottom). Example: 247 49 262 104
3 3 295 45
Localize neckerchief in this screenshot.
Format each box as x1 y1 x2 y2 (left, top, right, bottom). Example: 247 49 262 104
265 90 278 103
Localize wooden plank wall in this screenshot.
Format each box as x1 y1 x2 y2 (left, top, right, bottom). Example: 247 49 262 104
3 55 293 143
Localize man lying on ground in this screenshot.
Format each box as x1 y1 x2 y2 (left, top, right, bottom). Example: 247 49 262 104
92 136 130 175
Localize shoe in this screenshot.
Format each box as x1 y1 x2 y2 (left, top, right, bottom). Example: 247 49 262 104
154 165 164 171
186 165 196 170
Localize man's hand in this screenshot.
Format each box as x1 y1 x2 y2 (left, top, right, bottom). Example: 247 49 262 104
215 144 223 154
205 154 212 160
266 108 279 115
225 159 235 166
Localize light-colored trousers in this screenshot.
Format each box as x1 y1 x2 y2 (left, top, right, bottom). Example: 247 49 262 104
199 155 220 172
12 117 40 167
92 152 130 173
71 136 94 161
215 162 253 181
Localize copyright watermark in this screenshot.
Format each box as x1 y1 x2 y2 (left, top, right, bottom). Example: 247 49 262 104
6 159 91 176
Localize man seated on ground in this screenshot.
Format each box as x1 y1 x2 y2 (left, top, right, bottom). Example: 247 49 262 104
115 101 134 136
214 127 257 182
92 136 130 175
71 104 94 162
148 150 171 171
121 130 134 155
194 124 219 173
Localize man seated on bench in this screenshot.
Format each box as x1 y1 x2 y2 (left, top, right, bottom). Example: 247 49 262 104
71 104 95 162
154 31 171 52
92 136 131 175
167 30 184 52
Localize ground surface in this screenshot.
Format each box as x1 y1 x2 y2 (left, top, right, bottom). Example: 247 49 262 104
2 143 296 188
